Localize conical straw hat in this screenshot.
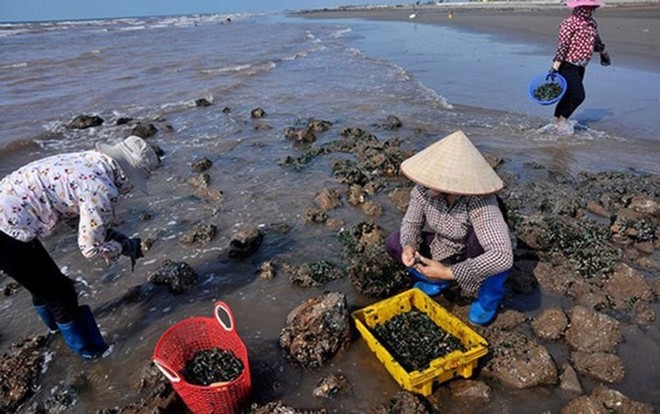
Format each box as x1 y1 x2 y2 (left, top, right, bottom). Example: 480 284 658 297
400 130 503 195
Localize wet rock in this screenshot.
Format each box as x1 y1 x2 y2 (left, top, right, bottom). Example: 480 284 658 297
195 98 212 107
308 119 332 132
254 122 272 131
247 401 326 414
283 260 343 287
560 395 603 414
360 200 382 217
346 184 367 205
315 187 343 211
257 261 277 280
69 114 103 129
632 301 655 326
99 362 185 414
371 391 431 414
338 220 385 256
222 106 232 114
448 379 492 400
228 225 263 257
188 172 210 188
326 217 344 230
150 143 165 157
279 292 351 369
191 157 213 173
482 331 558 389
387 186 411 213
116 117 133 125
559 363 582 393
565 306 621 353
489 309 527 331
302 207 328 224
381 114 402 130
34 387 78 412
131 123 158 138
603 263 654 311
148 260 198 293
533 261 576 295
313 373 348 399
571 351 625 383
347 245 409 298
179 223 218 246
0 335 48 412
628 195 658 215
590 385 654 413
586 201 611 217
250 107 266 118
3 281 20 296
532 307 568 340
285 125 316 143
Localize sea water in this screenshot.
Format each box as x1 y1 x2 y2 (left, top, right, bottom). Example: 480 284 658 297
0 11 658 412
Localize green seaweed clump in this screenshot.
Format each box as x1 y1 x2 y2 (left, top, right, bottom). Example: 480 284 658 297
373 310 466 372
533 82 563 102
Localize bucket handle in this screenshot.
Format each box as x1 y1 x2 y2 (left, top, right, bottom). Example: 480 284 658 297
214 300 235 333
153 358 181 383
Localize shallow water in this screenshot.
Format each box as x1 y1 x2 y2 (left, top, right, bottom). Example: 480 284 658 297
1 11 658 412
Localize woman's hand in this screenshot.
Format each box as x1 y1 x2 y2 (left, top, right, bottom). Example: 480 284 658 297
410 253 455 281
600 51 611 66
401 245 417 267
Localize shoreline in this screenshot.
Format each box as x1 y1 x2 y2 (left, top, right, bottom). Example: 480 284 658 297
295 2 660 71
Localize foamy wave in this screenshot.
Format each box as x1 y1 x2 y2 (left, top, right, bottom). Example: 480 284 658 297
331 27 352 39
1 62 28 69
201 61 276 76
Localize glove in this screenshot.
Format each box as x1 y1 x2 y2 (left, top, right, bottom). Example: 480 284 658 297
106 229 143 271
600 51 611 66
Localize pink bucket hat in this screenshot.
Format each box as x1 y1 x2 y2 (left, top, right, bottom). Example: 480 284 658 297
567 0 604 8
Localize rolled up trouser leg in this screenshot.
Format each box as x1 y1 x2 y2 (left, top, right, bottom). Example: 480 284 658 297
57 305 108 359
468 270 509 326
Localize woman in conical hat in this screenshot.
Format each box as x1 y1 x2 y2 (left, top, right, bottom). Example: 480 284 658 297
385 130 514 325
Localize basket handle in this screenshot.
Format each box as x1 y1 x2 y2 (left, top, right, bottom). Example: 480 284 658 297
214 300 235 333
153 359 181 383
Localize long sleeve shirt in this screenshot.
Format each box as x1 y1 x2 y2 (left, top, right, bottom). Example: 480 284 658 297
400 185 513 294
0 150 128 260
554 7 605 67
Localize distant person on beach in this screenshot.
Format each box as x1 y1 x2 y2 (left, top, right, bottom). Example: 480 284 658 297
385 130 514 326
0 136 160 359
550 0 610 135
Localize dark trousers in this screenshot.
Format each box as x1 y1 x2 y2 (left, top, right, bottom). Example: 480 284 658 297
0 231 79 323
554 62 586 120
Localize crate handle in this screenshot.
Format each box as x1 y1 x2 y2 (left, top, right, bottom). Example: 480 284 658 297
153 359 181 383
214 300 235 332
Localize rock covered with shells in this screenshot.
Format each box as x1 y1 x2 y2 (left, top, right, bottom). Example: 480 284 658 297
279 292 351 369
147 259 198 293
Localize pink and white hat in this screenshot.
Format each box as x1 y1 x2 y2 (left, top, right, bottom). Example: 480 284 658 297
567 0 604 8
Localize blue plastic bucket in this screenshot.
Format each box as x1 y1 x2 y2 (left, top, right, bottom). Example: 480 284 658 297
528 72 567 106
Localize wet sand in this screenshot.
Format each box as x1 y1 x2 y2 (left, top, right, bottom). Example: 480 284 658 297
297 2 660 71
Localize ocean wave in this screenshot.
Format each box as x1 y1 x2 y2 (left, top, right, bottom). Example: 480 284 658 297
201 61 276 76
1 62 28 70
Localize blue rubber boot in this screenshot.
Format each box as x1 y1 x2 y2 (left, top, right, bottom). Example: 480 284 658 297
57 305 109 359
409 268 453 296
34 304 59 334
468 271 509 326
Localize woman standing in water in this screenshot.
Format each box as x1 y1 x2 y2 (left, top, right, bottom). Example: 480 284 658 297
551 0 610 135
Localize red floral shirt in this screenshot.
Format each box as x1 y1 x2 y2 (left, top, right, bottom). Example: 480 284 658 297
554 7 605 67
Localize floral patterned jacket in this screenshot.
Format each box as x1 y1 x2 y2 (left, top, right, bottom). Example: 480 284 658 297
0 150 129 260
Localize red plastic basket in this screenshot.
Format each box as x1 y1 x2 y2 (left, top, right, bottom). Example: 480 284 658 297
153 301 251 414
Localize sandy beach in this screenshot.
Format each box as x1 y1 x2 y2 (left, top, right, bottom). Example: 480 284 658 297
297 2 660 71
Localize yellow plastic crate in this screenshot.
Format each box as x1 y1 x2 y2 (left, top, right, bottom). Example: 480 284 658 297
352 288 488 396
